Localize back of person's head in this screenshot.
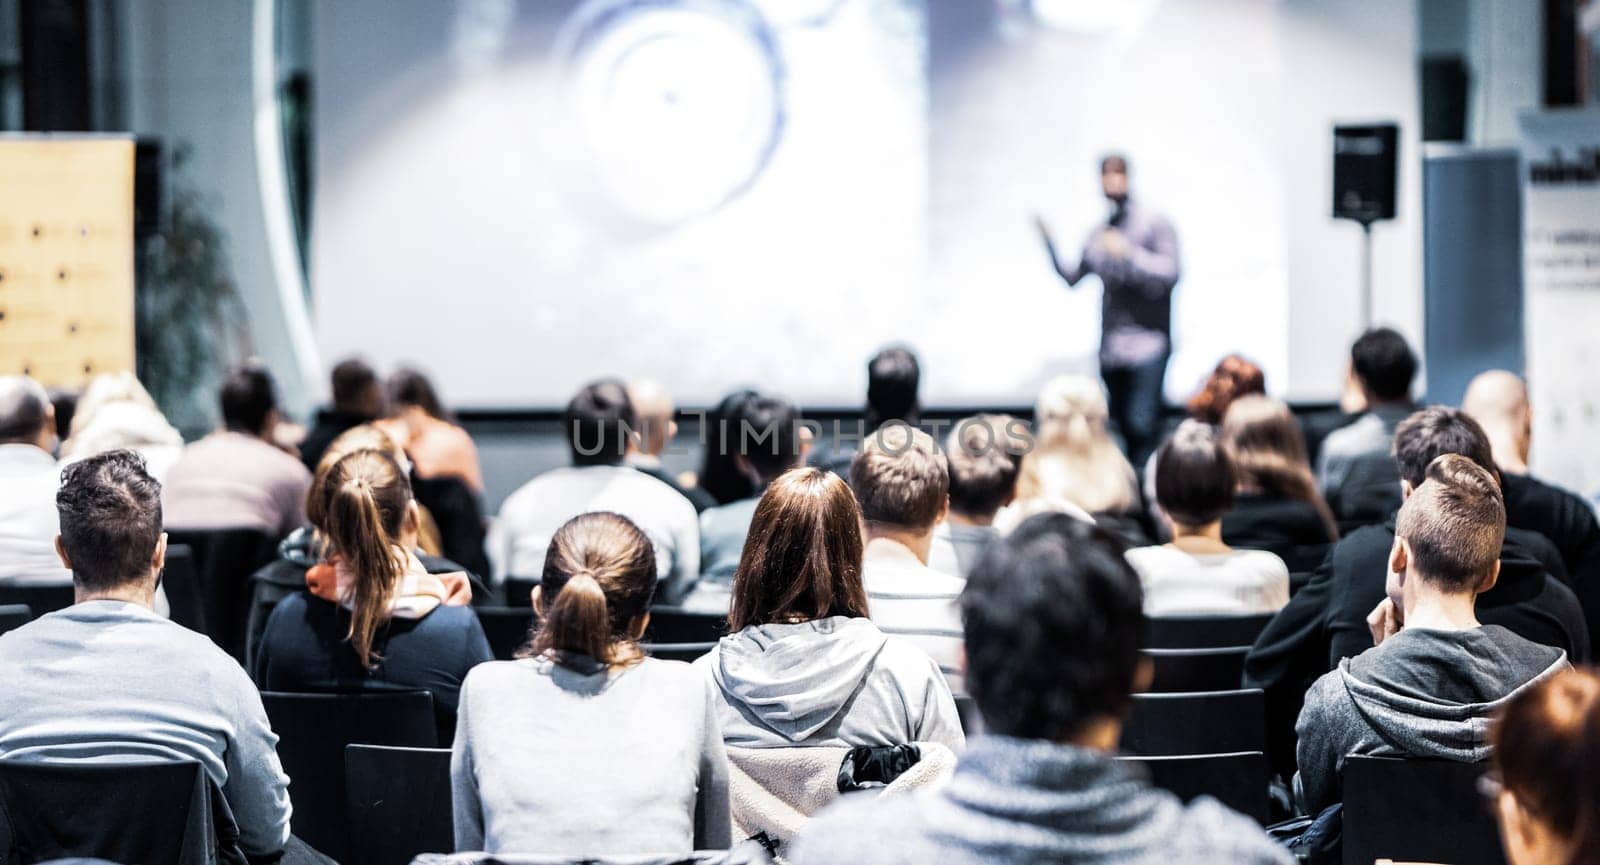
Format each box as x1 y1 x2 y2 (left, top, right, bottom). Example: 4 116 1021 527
1350 327 1418 403
1035 374 1110 441
307 424 409 530
849 424 949 533
1392 406 1497 488
386 367 451 422
963 513 1144 740
528 511 657 667
316 449 415 668
66 372 160 441
1221 395 1336 538
865 346 920 430
219 363 279 436
1491 667 1600 865
1023 375 1136 514
1154 420 1236 528
0 375 52 445
1395 454 1505 590
627 379 675 457
728 467 868 632
737 395 803 485
56 449 164 594
331 358 383 417
1186 354 1266 426
699 388 760 505
945 414 1023 519
563 378 635 467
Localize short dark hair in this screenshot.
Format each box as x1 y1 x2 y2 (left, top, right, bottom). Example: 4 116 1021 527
866 346 920 430
850 424 948 531
56 449 164 593
0 375 50 443
962 514 1144 740
945 414 1022 518
220 363 278 435
564 378 636 467
330 358 380 414
1101 153 1129 175
387 367 450 421
1351 327 1417 403
737 395 803 484
1396 454 1505 589
1154 420 1236 527
1392 406 1497 488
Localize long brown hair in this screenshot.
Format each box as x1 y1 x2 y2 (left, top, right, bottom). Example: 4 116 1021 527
1187 354 1266 425
1491 667 1600 865
1221 395 1337 541
316 449 413 668
728 467 869 632
525 512 657 667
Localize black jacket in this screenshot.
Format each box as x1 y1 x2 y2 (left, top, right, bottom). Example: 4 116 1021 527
298 410 375 473
1221 494 1335 573
1503 471 1600 648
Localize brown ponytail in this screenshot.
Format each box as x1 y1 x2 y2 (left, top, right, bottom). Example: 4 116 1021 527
526 512 656 668
318 449 412 668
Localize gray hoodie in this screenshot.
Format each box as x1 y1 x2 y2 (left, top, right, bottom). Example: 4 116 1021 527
1295 624 1569 813
696 616 965 752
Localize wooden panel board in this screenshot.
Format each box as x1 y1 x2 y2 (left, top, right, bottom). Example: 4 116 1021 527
0 137 136 388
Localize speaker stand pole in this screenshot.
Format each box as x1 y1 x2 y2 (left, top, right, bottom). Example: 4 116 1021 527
1359 219 1374 328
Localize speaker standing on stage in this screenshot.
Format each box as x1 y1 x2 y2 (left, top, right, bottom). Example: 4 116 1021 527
1036 155 1181 466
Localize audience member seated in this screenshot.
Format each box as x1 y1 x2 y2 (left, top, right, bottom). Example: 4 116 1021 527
300 358 385 472
1125 421 1290 616
0 450 303 862
58 372 184 482
852 425 967 693
451 512 730 856
379 367 484 494
1005 374 1139 540
492 379 700 602
698 467 963 753
1186 354 1267 427
694 388 760 507
254 448 492 728
1293 454 1569 815
163 363 312 538
0 376 70 586
684 394 804 611
625 378 715 511
1464 369 1600 646
789 514 1292 865
1488 667 1600 865
1317 327 1418 530
810 345 921 477
928 414 1023 578
1219 395 1339 564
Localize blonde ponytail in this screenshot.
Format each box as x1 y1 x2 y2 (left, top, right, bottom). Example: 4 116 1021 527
318 450 412 669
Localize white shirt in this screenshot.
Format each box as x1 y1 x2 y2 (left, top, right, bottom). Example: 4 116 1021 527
861 537 967 695
490 465 700 601
0 443 70 586
1124 544 1291 616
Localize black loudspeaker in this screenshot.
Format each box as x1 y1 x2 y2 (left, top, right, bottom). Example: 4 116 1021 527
1333 123 1399 224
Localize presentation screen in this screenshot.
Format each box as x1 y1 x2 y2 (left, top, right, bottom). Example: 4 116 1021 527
313 0 1360 408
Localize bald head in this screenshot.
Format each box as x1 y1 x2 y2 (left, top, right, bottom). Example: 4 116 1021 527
0 376 54 449
627 379 676 457
1462 370 1531 473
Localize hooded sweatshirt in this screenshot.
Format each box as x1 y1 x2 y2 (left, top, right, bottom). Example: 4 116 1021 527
1294 624 1569 814
696 616 964 753
789 735 1292 865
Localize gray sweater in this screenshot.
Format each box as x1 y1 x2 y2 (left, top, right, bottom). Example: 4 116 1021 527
451 655 731 856
1295 624 1569 814
789 735 1291 865
0 601 293 857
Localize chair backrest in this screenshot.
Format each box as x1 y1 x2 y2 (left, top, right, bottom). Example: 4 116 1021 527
167 528 280 662
0 605 31 636
260 690 437 863
642 641 716 663
643 606 726 644
0 758 243 865
1144 614 1274 649
1342 756 1505 865
476 606 537 660
953 695 982 736
1119 751 1269 824
163 543 207 634
1143 646 1250 693
344 745 452 865
503 577 539 609
1121 689 1266 756
0 585 72 619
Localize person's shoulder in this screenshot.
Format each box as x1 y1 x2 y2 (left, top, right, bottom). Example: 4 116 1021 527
790 790 931 865
623 467 700 517
1235 549 1290 575
1171 797 1295 864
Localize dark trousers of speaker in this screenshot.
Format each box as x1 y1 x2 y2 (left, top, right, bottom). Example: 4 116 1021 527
1103 352 1169 467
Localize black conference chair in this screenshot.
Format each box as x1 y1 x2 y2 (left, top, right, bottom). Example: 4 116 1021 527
1120 751 1270 824
261 690 437 863
1342 756 1505 865
1143 646 1250 693
643 606 726 644
1144 615 1274 649
953 695 983 736
162 543 207 634
642 641 717 663
504 577 539 609
0 759 244 865
0 605 30 636
345 745 453 865
167 528 280 662
1121 689 1266 756
477 606 538 660
0 585 72 619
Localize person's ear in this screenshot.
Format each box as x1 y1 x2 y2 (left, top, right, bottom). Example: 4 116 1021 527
1132 656 1154 694
151 532 168 574
798 425 815 460
734 454 760 485
1478 559 1502 595
403 500 422 537
1388 537 1409 583
1399 478 1415 501
629 611 651 641
666 418 679 443
530 585 545 615
54 535 72 571
937 495 951 525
